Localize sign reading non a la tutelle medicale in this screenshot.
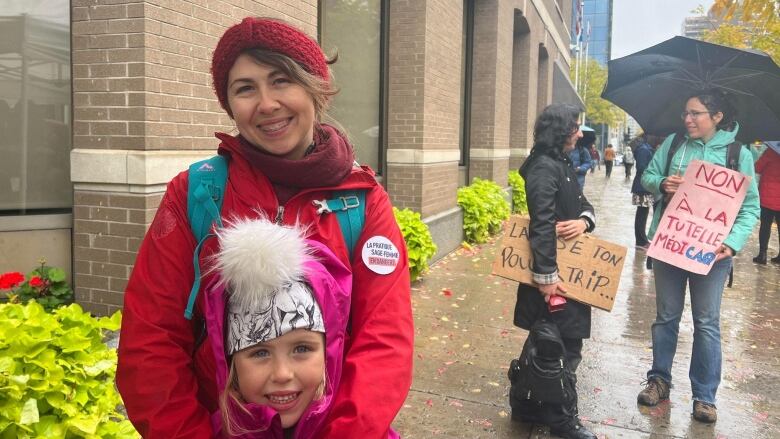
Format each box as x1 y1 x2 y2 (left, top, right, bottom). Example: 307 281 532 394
646 160 750 275
492 216 626 312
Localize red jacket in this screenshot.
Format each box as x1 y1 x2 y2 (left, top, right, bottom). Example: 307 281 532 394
756 148 780 211
116 134 414 438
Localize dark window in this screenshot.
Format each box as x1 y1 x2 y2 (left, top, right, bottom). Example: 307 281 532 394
320 0 386 173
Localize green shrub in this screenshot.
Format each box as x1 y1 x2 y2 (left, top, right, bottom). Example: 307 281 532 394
0 259 74 312
508 170 528 214
457 178 510 244
393 207 437 281
0 302 138 438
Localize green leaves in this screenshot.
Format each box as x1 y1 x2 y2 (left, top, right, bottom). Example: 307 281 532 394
457 178 510 244
0 302 137 438
569 58 624 126
508 171 528 214
393 207 438 281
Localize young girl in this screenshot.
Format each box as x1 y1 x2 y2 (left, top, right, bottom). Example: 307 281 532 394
203 217 350 438
117 17 412 438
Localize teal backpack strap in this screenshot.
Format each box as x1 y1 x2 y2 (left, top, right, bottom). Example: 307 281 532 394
313 190 366 259
184 155 228 320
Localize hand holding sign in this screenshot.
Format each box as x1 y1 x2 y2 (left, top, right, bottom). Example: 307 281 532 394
492 216 626 312
647 160 749 275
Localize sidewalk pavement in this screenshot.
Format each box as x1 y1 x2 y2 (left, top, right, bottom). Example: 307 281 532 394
393 170 780 438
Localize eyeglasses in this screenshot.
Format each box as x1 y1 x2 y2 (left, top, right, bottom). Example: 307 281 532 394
680 111 712 120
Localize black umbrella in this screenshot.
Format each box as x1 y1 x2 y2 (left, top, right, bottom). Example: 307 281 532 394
601 36 780 143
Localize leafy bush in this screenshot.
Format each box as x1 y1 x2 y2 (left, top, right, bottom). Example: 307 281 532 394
393 207 437 281
457 178 510 244
0 259 74 312
0 302 138 438
508 170 528 214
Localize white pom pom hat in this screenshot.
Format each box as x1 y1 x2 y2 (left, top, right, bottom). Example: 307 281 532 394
214 216 325 355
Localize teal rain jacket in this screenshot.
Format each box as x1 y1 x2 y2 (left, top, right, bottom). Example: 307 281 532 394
641 123 760 253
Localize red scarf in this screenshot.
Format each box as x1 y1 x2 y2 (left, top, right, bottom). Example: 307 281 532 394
238 124 355 204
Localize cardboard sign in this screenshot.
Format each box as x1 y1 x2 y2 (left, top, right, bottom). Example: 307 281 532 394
646 160 750 275
491 216 626 312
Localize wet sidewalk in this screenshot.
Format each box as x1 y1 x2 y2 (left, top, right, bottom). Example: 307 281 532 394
393 169 780 438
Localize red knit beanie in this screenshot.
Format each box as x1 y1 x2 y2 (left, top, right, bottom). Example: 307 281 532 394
211 17 329 116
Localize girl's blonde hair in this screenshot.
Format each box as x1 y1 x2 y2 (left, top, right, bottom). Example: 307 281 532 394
220 357 327 437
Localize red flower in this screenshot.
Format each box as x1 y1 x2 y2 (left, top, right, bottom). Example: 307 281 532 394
0 272 25 290
30 276 45 288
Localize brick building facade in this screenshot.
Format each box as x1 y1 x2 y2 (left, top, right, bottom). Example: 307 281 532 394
1 0 580 315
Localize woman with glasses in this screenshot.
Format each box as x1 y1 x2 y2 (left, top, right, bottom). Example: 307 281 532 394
636 89 759 423
510 103 597 439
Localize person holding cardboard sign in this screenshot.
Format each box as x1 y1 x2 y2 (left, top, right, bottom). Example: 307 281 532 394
508 104 597 439
638 89 759 424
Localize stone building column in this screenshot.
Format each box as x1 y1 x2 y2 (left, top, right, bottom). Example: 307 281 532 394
467 0 513 186
386 0 463 259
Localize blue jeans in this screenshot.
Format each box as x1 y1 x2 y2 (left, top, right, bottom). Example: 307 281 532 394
648 257 732 405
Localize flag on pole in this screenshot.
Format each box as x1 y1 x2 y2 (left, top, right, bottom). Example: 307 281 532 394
576 1 584 40
584 20 591 48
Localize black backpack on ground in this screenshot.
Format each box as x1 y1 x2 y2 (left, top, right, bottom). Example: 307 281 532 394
508 320 576 405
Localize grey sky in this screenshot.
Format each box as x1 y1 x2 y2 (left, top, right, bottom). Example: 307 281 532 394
611 0 714 60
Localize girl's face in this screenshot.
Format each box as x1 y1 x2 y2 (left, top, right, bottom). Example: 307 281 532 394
683 97 722 142
564 122 583 152
233 329 325 429
227 54 316 160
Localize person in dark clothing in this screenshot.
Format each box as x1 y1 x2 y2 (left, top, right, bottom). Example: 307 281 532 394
589 145 600 173
631 135 656 248
511 103 597 439
568 137 593 188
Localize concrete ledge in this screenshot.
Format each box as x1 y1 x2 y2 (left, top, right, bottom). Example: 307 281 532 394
386 149 461 164
423 206 464 263
469 148 511 159
71 149 214 186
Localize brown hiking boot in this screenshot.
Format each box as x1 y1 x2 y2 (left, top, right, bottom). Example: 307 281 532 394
693 401 717 423
637 377 670 406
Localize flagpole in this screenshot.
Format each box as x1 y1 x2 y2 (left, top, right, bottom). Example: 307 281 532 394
573 0 583 95
574 42 580 94
582 21 590 123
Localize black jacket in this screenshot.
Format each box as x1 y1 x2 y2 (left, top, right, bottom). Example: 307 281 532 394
514 151 596 338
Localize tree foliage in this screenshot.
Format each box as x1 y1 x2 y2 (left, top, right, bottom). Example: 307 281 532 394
570 58 624 126
703 0 780 63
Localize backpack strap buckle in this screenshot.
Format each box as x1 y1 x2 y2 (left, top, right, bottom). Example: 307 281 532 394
313 199 332 214
336 195 360 210
313 195 361 215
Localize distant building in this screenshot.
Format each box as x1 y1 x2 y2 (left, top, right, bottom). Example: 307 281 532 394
681 15 719 39
571 0 613 65
626 116 642 139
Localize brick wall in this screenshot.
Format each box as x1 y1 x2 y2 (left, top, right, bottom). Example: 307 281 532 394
69 0 574 314
386 0 460 216
71 0 318 315
73 192 160 315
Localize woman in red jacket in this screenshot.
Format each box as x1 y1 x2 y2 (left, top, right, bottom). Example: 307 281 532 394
753 145 780 264
116 17 413 438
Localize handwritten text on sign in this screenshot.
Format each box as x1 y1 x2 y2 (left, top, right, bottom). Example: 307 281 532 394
646 160 749 275
491 216 626 312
